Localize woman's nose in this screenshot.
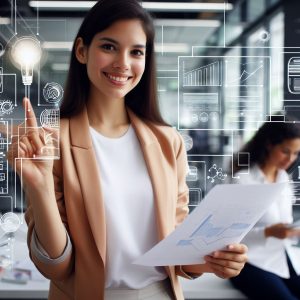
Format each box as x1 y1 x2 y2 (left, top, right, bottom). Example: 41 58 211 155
112 52 130 70
288 154 296 164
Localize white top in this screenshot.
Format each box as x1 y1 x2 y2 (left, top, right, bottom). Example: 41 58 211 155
233 165 300 278
89 125 167 289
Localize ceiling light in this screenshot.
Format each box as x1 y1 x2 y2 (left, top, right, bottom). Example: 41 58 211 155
29 1 233 12
0 18 11 25
51 63 69 71
42 41 73 50
154 19 220 27
142 2 232 12
155 43 190 53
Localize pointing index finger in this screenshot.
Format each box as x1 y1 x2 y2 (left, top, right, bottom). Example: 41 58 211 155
23 97 38 129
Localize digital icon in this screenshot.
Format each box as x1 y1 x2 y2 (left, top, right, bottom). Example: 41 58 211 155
0 67 3 93
188 188 202 207
0 212 20 233
186 166 198 181
40 108 59 128
209 112 219 121
207 164 227 183
225 60 264 87
259 30 270 42
183 61 221 87
0 100 14 116
0 43 4 58
288 57 300 94
199 112 209 122
0 173 5 181
182 92 220 126
10 36 42 86
43 82 64 104
180 133 193 151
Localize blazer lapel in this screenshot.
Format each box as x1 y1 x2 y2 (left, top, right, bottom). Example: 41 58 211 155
128 110 170 241
69 108 106 265
69 108 171 266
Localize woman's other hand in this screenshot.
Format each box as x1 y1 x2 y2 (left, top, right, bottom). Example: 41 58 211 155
204 243 248 279
265 223 300 239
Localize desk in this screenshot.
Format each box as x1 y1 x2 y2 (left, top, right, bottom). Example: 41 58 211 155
0 220 245 300
0 279 49 299
2 219 300 299
0 218 50 299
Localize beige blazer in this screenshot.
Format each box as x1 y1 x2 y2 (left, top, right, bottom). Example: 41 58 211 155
25 107 197 300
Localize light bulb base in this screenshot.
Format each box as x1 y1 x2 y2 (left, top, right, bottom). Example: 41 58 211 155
22 76 32 86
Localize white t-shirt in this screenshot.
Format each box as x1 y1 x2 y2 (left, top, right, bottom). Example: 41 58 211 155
89 125 167 289
233 165 300 278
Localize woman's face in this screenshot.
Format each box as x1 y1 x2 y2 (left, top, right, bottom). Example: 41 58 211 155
76 19 147 101
266 138 300 170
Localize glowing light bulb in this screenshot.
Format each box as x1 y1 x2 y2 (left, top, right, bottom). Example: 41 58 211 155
10 36 42 86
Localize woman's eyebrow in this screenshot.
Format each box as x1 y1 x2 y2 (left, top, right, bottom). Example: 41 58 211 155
99 37 146 48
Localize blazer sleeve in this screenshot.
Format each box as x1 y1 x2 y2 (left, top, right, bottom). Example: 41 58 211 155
25 159 74 281
172 132 203 279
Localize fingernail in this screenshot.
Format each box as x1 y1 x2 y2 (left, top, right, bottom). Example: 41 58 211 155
228 245 234 250
213 251 218 257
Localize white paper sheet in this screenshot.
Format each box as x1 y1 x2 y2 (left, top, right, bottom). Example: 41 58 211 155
134 183 285 266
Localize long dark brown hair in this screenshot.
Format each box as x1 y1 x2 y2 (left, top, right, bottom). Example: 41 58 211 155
60 0 168 126
233 117 300 174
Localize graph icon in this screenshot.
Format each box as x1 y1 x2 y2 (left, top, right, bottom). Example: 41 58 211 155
225 60 264 87
183 61 221 87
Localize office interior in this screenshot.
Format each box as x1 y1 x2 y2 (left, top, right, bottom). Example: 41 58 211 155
0 0 299 299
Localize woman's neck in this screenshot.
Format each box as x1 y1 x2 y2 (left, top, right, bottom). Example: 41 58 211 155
86 93 130 138
259 163 278 183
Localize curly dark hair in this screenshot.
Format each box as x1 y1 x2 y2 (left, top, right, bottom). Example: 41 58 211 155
233 117 300 173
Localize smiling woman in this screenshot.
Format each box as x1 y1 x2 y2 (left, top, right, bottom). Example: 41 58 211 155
7 1 248 300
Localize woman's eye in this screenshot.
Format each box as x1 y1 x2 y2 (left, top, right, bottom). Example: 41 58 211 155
132 49 145 56
101 44 115 51
282 149 290 155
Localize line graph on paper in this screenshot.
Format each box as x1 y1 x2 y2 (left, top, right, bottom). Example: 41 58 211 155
177 214 250 251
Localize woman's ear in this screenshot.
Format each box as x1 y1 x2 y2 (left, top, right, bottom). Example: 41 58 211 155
75 37 87 64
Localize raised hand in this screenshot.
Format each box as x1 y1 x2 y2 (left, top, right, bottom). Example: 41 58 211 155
7 97 58 190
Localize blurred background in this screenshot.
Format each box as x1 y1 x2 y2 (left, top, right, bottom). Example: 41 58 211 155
0 0 299 213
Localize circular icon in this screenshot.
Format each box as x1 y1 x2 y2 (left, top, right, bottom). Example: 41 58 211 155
259 30 270 42
180 133 193 151
43 82 64 104
199 112 209 122
0 100 14 116
192 114 198 123
0 212 20 233
209 112 219 121
40 108 60 128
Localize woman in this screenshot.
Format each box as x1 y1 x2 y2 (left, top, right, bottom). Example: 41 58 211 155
8 1 247 299
231 120 300 300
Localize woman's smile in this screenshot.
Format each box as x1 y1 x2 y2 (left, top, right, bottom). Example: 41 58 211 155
103 72 133 85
